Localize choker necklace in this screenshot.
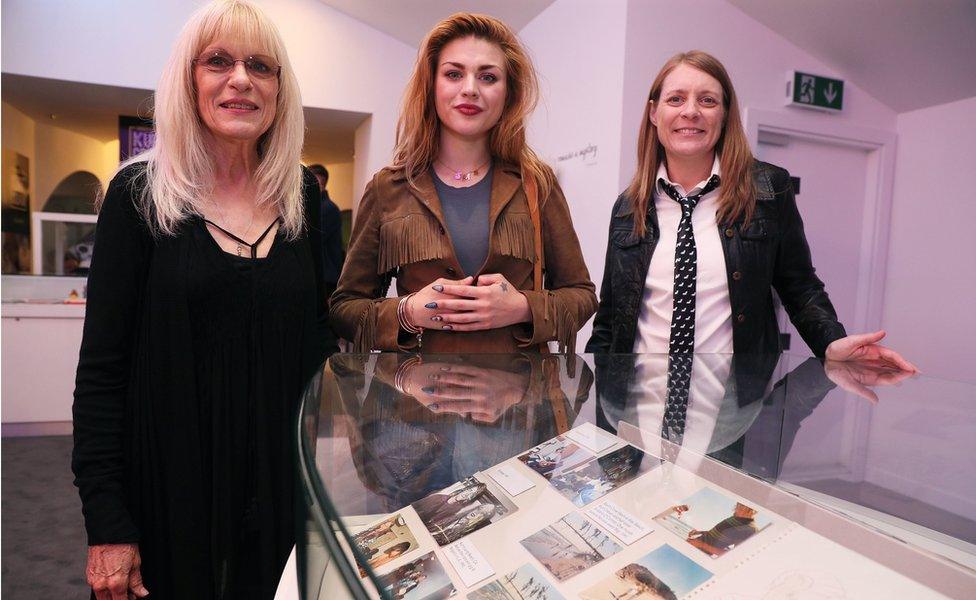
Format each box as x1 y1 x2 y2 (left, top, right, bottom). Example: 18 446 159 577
436 159 491 182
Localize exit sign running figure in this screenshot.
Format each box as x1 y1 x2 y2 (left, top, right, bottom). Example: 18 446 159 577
787 71 844 112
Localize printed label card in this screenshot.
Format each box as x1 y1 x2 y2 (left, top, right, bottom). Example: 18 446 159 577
565 423 619 454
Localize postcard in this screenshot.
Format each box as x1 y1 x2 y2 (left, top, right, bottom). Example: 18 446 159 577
468 563 565 600
580 543 712 599
549 444 658 507
517 435 595 480
653 487 772 558
352 512 421 577
375 551 457 600
520 512 623 582
412 475 518 547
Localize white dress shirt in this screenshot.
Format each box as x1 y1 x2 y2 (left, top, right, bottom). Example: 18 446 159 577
633 156 734 354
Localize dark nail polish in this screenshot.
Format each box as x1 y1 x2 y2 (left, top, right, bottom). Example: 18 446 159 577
431 315 442 322
425 302 437 309
421 385 436 394
432 284 444 292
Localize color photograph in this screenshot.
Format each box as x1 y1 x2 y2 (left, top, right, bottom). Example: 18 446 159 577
411 475 518 546
375 551 457 600
353 512 420 577
653 487 772 558
580 543 712 600
548 444 657 507
468 563 565 600
517 435 595 480
520 512 623 582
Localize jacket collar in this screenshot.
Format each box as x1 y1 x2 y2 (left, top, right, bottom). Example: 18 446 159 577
394 160 524 230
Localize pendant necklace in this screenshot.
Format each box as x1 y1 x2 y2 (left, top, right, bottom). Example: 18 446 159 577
208 200 256 256
436 158 491 182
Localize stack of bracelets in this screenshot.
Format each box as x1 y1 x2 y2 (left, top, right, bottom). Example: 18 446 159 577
397 293 423 349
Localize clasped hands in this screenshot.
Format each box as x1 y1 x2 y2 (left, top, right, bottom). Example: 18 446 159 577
397 361 530 423
405 274 531 332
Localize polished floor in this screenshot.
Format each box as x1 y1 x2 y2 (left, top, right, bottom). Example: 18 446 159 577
1 435 88 598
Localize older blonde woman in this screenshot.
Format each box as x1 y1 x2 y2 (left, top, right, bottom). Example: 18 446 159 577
71 1 329 598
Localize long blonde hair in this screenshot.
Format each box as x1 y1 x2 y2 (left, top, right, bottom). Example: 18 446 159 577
392 12 555 199
625 51 756 238
121 0 305 238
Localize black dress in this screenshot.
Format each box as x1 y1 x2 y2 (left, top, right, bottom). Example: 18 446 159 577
72 163 332 599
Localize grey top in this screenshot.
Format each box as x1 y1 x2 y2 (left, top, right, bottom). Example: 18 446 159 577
431 166 493 277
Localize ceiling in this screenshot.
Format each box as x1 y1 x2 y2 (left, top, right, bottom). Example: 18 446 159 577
1 74 366 163
321 0 975 114
318 0 554 47
727 0 976 113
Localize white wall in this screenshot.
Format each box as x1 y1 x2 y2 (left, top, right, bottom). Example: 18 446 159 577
521 0 630 346
1 0 416 204
882 96 976 382
324 161 355 211
618 0 897 191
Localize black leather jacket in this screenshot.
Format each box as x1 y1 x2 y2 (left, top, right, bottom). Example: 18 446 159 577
586 160 846 358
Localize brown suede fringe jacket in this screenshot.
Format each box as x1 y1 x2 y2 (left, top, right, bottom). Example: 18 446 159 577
330 161 597 353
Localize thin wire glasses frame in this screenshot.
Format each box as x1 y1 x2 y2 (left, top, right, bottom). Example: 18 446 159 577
192 50 281 80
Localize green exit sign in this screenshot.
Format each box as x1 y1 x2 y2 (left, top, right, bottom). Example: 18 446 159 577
787 71 844 112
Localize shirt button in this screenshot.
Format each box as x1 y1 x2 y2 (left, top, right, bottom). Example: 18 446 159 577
446 267 457 276
736 314 746 323
725 228 735 238
732 271 742 281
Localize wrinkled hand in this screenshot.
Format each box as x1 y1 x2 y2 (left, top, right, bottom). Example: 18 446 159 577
87 543 148 600
427 273 530 331
405 276 473 329
824 359 916 404
398 362 529 423
825 330 918 372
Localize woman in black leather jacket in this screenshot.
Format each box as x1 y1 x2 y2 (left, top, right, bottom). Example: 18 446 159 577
585 50 914 372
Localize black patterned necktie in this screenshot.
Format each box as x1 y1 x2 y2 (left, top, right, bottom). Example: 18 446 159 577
660 174 721 449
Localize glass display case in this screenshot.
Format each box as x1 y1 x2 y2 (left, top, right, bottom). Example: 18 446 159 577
295 353 976 599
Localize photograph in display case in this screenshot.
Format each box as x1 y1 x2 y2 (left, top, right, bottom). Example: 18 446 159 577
412 475 518 546
375 551 457 600
520 512 623 582
468 563 565 600
654 487 772 558
353 512 420 577
549 444 657 507
517 435 595 480
580 543 712 600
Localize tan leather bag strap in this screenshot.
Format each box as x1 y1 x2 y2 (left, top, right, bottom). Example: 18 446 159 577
523 172 544 293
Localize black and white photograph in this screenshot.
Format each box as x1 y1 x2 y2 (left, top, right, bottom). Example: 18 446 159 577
411 475 518 546
375 551 457 600
548 444 657 507
468 563 565 600
517 435 595 480
520 512 622 582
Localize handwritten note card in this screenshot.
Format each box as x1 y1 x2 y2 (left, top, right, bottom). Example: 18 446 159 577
443 538 494 587
489 464 535 496
587 500 653 545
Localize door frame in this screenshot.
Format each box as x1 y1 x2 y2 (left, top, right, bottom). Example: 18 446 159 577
744 107 897 341
745 108 897 483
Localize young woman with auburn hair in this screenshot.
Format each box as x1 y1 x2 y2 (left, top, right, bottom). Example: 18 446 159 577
331 13 596 354
586 51 914 384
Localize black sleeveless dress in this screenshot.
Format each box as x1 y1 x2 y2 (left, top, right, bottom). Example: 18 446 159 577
72 163 332 599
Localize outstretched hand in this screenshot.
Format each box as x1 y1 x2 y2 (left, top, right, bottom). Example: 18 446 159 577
825 330 918 372
824 359 916 403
